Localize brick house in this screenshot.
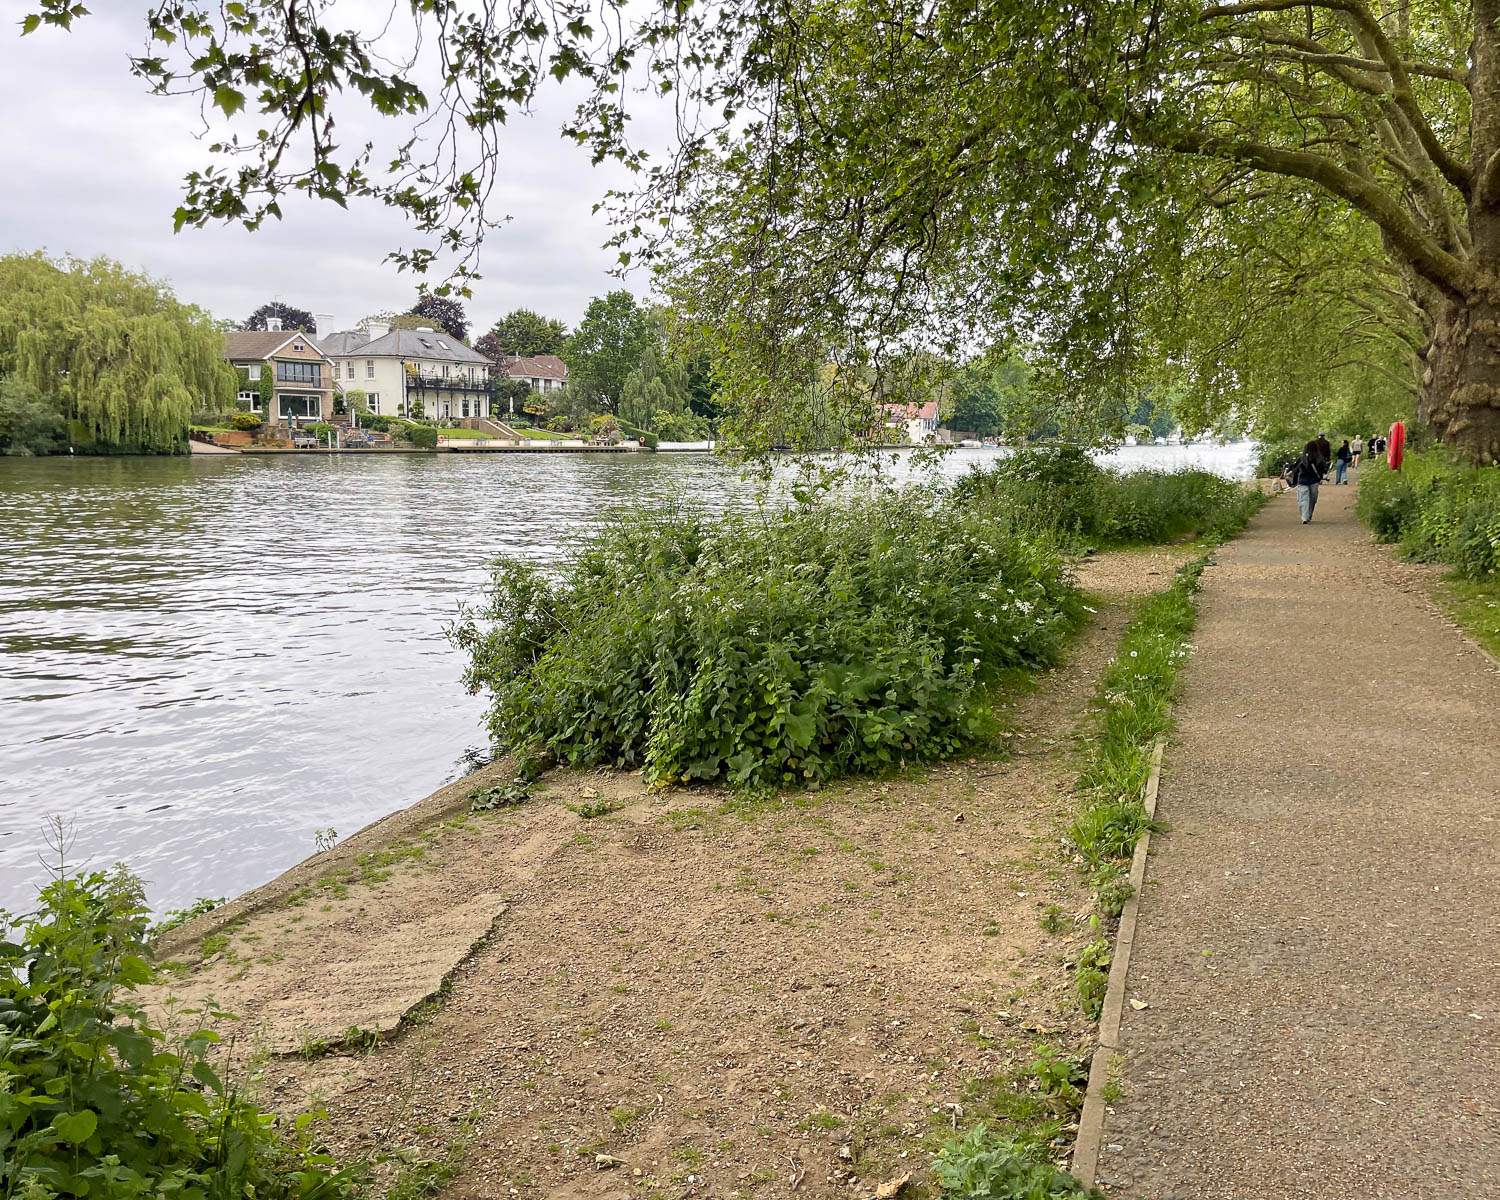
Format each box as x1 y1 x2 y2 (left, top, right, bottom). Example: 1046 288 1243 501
224 323 337 428
500 354 568 394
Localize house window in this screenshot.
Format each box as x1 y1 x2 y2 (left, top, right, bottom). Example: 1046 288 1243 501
276 361 321 384
367 392 380 413
366 360 375 379
461 397 470 418
293 341 305 351
442 363 450 377
238 390 260 411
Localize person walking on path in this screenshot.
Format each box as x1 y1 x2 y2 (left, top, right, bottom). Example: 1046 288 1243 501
1313 431 1332 476
1350 434 1363 467
1334 438 1352 484
1293 441 1322 522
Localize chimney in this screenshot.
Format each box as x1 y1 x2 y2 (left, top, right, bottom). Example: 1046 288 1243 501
365 320 390 341
266 316 283 332
314 312 335 338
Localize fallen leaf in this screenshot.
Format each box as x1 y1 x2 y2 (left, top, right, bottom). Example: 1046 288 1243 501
874 1172 912 1198
1129 998 1149 1010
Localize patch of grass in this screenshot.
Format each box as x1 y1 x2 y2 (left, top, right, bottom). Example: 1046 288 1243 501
198 933 229 958
382 1103 487 1200
150 895 224 937
796 1109 845 1132
1437 576 1500 660
609 1105 643 1132
1074 940 1111 1021
1037 904 1068 935
569 795 620 819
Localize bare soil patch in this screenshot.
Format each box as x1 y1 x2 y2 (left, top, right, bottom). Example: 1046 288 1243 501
152 547 1192 1199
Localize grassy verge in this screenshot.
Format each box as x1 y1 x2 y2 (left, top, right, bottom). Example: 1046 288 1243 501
1357 449 1500 654
1435 577 1500 660
1062 487 1264 1020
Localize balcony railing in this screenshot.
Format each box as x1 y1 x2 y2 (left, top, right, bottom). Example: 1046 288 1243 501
407 373 495 392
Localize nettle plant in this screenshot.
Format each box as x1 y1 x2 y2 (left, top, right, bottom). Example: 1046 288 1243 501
451 495 1083 789
0 867 357 1199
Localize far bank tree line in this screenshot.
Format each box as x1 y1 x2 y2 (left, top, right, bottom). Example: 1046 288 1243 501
6 248 1200 456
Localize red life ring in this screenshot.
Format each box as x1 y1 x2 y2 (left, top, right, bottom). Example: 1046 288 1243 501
1389 420 1406 470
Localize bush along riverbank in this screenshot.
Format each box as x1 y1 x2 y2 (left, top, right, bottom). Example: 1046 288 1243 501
1357 450 1500 656
0 868 357 1199
451 447 1261 794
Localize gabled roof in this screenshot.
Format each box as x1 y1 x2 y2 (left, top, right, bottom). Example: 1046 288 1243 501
315 330 369 357
317 328 491 366
224 330 300 361
502 354 568 381
883 401 939 421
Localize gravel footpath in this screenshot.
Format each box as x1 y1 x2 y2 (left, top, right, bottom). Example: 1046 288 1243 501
1096 480 1500 1199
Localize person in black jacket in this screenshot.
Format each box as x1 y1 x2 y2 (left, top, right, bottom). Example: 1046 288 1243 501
1334 438 1353 484
1294 441 1323 523
1313 432 1333 477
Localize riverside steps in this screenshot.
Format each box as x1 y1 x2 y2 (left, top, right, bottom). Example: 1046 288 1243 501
1092 481 1500 1199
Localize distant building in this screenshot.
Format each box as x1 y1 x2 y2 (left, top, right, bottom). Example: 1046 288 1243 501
317 321 495 419
882 401 940 444
224 322 337 426
500 354 568 394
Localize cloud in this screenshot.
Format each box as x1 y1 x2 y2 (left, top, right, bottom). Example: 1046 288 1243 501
0 6 660 331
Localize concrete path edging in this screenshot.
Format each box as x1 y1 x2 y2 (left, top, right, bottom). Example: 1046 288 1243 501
1071 739 1165 1188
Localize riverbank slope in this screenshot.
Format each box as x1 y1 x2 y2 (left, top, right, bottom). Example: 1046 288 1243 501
147 546 1196 1199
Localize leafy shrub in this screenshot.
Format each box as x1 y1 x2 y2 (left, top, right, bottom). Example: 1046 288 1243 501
404 424 439 449
639 430 660 450
150 895 224 937
1357 451 1500 579
229 410 263 431
953 446 1258 548
932 1122 1100 1199
0 376 66 456
358 412 396 433
0 868 356 1199
451 496 1081 788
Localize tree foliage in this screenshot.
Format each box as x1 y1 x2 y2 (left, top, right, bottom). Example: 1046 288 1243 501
0 376 65 455
563 291 655 409
408 294 469 341
479 309 569 359
0 253 235 452
243 301 315 334
27 0 1500 457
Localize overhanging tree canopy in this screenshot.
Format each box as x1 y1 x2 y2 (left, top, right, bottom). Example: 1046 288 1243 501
22 0 1500 458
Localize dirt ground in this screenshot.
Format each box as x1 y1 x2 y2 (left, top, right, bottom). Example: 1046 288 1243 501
149 546 1193 1200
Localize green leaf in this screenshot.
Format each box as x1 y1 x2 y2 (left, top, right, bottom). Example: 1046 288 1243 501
53 1109 98 1144
212 84 245 116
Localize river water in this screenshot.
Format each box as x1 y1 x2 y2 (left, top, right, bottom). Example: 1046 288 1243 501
0 442 1254 914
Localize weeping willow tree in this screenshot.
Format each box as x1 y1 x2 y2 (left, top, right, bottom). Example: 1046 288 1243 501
0 253 235 453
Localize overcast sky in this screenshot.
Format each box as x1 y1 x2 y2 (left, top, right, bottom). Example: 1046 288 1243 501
0 6 654 333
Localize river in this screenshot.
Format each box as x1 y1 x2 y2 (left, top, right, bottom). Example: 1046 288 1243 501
0 442 1254 914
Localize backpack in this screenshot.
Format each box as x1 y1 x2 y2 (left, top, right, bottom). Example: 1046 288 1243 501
1282 460 1299 488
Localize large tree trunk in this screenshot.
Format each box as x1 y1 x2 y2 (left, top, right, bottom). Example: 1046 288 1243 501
1421 286 1500 463
1430 3 1500 464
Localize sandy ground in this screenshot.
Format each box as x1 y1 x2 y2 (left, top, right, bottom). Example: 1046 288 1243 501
147 546 1193 1199
1096 482 1500 1198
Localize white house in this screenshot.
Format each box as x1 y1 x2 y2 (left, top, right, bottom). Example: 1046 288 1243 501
316 321 496 420
881 400 940 444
